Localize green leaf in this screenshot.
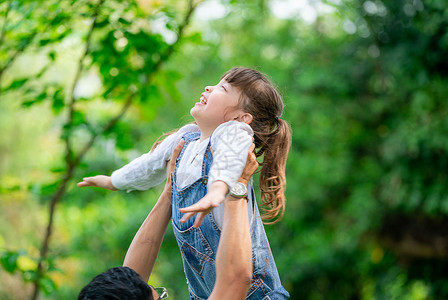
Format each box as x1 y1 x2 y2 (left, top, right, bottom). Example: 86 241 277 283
95 18 109 28
39 276 57 295
52 90 65 114
184 32 203 44
23 91 48 107
49 166 66 173
50 14 66 26
39 181 60 197
118 17 131 25
21 100 37 107
0 251 19 273
37 92 48 101
48 51 56 61
39 39 52 46
72 110 86 126
5 78 28 90
23 270 37 282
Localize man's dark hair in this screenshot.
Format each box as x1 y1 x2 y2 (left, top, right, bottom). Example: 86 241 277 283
78 266 153 300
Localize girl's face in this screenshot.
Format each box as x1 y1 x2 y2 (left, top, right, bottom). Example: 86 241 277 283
190 79 244 132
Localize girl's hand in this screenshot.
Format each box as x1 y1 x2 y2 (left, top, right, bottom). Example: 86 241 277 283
77 175 118 191
179 184 227 228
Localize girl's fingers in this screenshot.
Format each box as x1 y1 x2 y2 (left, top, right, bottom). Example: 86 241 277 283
179 205 198 213
193 212 207 228
77 180 92 187
180 212 196 223
179 203 191 213
179 201 209 213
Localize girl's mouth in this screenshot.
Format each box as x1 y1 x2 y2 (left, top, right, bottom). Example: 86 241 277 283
200 96 207 105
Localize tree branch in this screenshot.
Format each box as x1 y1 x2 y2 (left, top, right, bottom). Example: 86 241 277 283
30 1 105 299
64 0 105 165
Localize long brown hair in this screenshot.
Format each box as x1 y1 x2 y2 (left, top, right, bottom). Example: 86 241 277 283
223 67 292 224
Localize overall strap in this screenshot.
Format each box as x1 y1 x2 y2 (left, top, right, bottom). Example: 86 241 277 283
248 183 257 232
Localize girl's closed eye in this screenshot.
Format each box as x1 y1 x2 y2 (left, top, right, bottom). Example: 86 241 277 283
221 85 227 92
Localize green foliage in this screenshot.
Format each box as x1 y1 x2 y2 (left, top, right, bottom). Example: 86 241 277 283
0 250 21 273
1 0 447 299
0 250 58 295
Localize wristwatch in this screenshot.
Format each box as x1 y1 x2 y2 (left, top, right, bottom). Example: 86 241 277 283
229 182 248 199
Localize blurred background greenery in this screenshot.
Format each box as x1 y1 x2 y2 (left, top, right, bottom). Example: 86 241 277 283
1 0 447 299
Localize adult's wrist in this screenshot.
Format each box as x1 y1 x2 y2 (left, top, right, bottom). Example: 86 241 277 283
161 185 172 203
238 171 253 186
237 178 249 186
227 194 249 202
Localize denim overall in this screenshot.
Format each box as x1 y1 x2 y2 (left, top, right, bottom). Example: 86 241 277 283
171 132 290 299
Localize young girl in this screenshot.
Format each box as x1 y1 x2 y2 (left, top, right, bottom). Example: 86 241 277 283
78 67 291 299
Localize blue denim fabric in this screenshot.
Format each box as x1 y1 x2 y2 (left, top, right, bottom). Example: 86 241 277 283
171 132 289 299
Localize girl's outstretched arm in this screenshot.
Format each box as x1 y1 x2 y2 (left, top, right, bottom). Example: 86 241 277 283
123 139 184 282
77 175 117 190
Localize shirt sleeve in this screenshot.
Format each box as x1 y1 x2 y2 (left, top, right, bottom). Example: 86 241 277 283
111 123 199 192
209 121 254 189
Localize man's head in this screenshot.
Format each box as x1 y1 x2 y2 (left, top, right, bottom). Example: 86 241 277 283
78 266 156 300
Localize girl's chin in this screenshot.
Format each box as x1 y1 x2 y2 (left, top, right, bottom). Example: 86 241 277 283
190 107 201 120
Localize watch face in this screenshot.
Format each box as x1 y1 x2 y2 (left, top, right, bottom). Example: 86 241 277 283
233 183 246 194
231 182 247 197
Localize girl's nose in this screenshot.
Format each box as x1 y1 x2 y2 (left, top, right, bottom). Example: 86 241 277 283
205 86 212 92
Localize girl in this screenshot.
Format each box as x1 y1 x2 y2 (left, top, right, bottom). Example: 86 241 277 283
78 67 291 299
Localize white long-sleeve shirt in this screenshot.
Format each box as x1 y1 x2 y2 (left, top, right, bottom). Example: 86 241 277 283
110 121 254 227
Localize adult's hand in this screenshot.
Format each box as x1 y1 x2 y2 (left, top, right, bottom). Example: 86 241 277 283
238 143 258 186
162 139 185 198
